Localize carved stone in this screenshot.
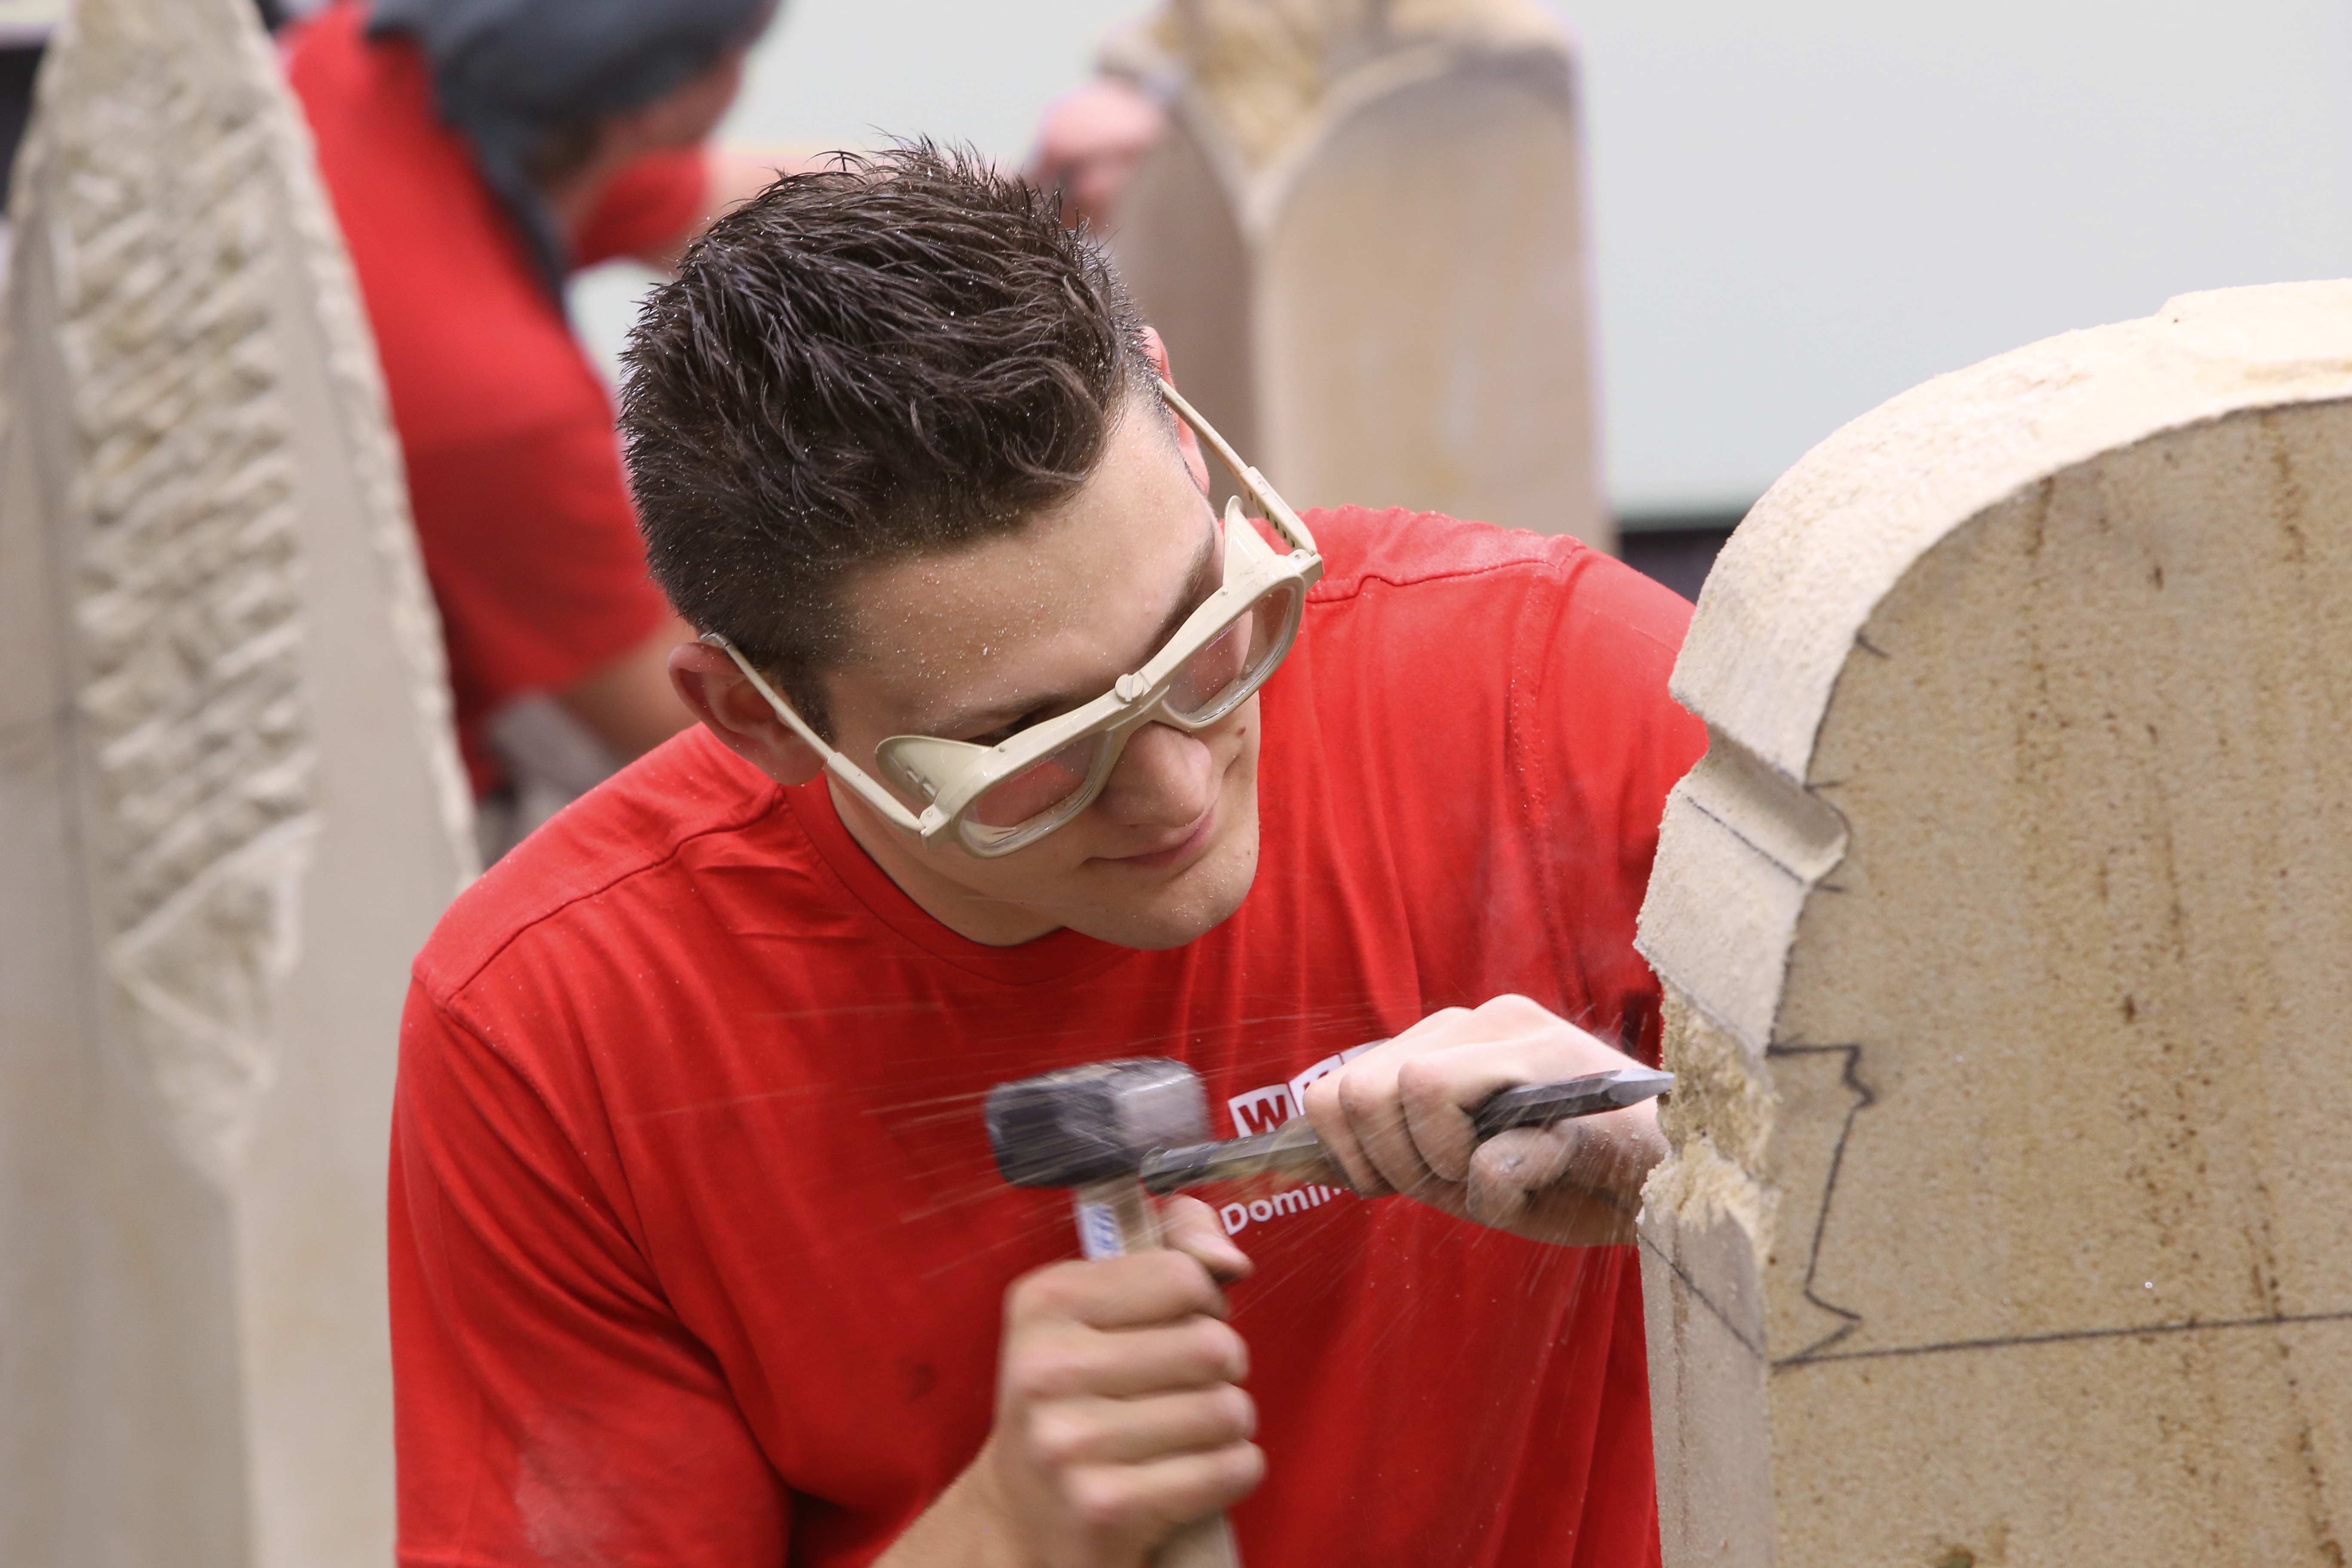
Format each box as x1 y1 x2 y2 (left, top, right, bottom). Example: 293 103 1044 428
1104 0 1608 548
1635 280 2352 1567
0 0 473 1562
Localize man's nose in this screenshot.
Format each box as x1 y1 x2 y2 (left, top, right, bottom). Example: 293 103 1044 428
1094 721 1216 829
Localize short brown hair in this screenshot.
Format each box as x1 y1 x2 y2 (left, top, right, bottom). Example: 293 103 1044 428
619 141 1152 735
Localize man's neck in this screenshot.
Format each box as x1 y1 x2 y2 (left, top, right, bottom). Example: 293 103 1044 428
824 777 1063 948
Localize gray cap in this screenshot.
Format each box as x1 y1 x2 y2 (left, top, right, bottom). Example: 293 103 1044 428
367 0 776 296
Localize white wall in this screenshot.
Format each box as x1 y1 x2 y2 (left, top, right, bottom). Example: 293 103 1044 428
574 0 2352 518
717 0 1132 165
1572 0 2352 514
570 0 1131 436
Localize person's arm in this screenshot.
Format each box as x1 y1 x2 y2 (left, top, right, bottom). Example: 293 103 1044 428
1298 994 1669 1246
555 612 695 760
402 402 698 763
877 1204 1263 1568
1027 78 1166 231
628 147 826 271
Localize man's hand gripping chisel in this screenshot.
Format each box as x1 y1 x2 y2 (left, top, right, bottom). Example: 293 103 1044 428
1136 1064 1675 1197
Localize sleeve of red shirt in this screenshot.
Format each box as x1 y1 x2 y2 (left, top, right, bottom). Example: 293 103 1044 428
405 410 676 724
573 145 711 268
391 980 790 1566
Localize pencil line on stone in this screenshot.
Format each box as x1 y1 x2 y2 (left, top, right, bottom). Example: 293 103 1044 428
1775 1307 2352 1370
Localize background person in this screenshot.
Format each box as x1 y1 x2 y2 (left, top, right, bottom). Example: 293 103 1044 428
285 0 793 854
1029 71 1165 233
392 146 1702 1565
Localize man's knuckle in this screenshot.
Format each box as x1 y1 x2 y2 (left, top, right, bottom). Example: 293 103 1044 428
1133 1254 1212 1316
1216 1440 1269 1496
1175 1260 1224 1308
1335 1072 1384 1119
1011 1264 1085 1318
1192 1320 1249 1379
1465 1168 1522 1225
1145 1248 1204 1286
1209 1384 1257 1440
1301 1072 1340 1115
1031 1407 1099 1467
1407 1004 1473 1041
1065 1469 1135 1532
1009 1344 1084 1402
1394 1055 1446 1099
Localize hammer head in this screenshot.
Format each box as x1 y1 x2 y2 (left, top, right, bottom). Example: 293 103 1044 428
986 1059 1209 1188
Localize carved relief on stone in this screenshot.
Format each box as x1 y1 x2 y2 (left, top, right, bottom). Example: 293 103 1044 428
1 0 472 1561
18 0 469 1183
1635 281 2352 1568
46 0 319 1182
1109 0 1564 175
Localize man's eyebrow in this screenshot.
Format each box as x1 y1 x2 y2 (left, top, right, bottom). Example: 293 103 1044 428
921 521 1221 738
1138 520 1223 668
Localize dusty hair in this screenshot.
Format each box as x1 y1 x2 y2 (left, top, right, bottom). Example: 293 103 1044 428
619 141 1154 735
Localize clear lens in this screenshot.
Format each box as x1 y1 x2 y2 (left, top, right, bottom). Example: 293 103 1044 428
948 576 1305 857
1164 582 1300 724
965 732 1110 836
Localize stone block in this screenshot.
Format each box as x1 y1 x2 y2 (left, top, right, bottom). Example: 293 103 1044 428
1105 0 1609 548
1636 280 2352 1568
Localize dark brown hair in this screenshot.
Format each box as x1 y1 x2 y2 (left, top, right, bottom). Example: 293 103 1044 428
619 141 1153 735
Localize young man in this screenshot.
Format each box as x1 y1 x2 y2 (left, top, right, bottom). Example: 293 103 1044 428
394 146 1706 1566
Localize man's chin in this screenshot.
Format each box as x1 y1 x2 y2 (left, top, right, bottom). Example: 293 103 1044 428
1068 813 1261 951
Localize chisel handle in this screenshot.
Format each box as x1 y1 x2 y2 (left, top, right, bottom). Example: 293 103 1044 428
1068 1181 1245 1568
1467 1066 1675 1142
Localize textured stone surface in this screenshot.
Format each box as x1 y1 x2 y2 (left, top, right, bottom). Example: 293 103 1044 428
1635 280 2352 1568
0 0 472 1562
1103 0 1607 548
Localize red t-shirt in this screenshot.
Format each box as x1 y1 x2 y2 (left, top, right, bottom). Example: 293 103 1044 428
285 1 702 794
395 508 1706 1567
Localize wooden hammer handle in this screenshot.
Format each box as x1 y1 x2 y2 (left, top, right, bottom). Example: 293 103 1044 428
1072 1179 1164 1259
1069 1181 1245 1568
1157 1513 1241 1568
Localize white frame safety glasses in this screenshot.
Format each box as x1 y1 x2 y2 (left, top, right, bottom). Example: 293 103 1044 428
710 378 1324 858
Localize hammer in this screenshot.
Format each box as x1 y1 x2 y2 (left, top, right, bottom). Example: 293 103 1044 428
985 1059 1242 1568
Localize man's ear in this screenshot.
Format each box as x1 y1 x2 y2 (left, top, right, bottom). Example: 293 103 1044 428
669 640 825 786
1140 325 1213 497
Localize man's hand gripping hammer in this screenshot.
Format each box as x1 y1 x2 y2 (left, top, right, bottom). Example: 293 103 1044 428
985 1060 1243 1568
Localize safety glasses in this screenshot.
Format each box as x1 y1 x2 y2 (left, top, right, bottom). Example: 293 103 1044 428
710 379 1323 857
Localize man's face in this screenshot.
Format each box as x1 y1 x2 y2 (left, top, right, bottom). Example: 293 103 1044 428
812 393 1265 951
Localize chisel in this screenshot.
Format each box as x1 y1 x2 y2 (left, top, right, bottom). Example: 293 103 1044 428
1137 1065 1673 1196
